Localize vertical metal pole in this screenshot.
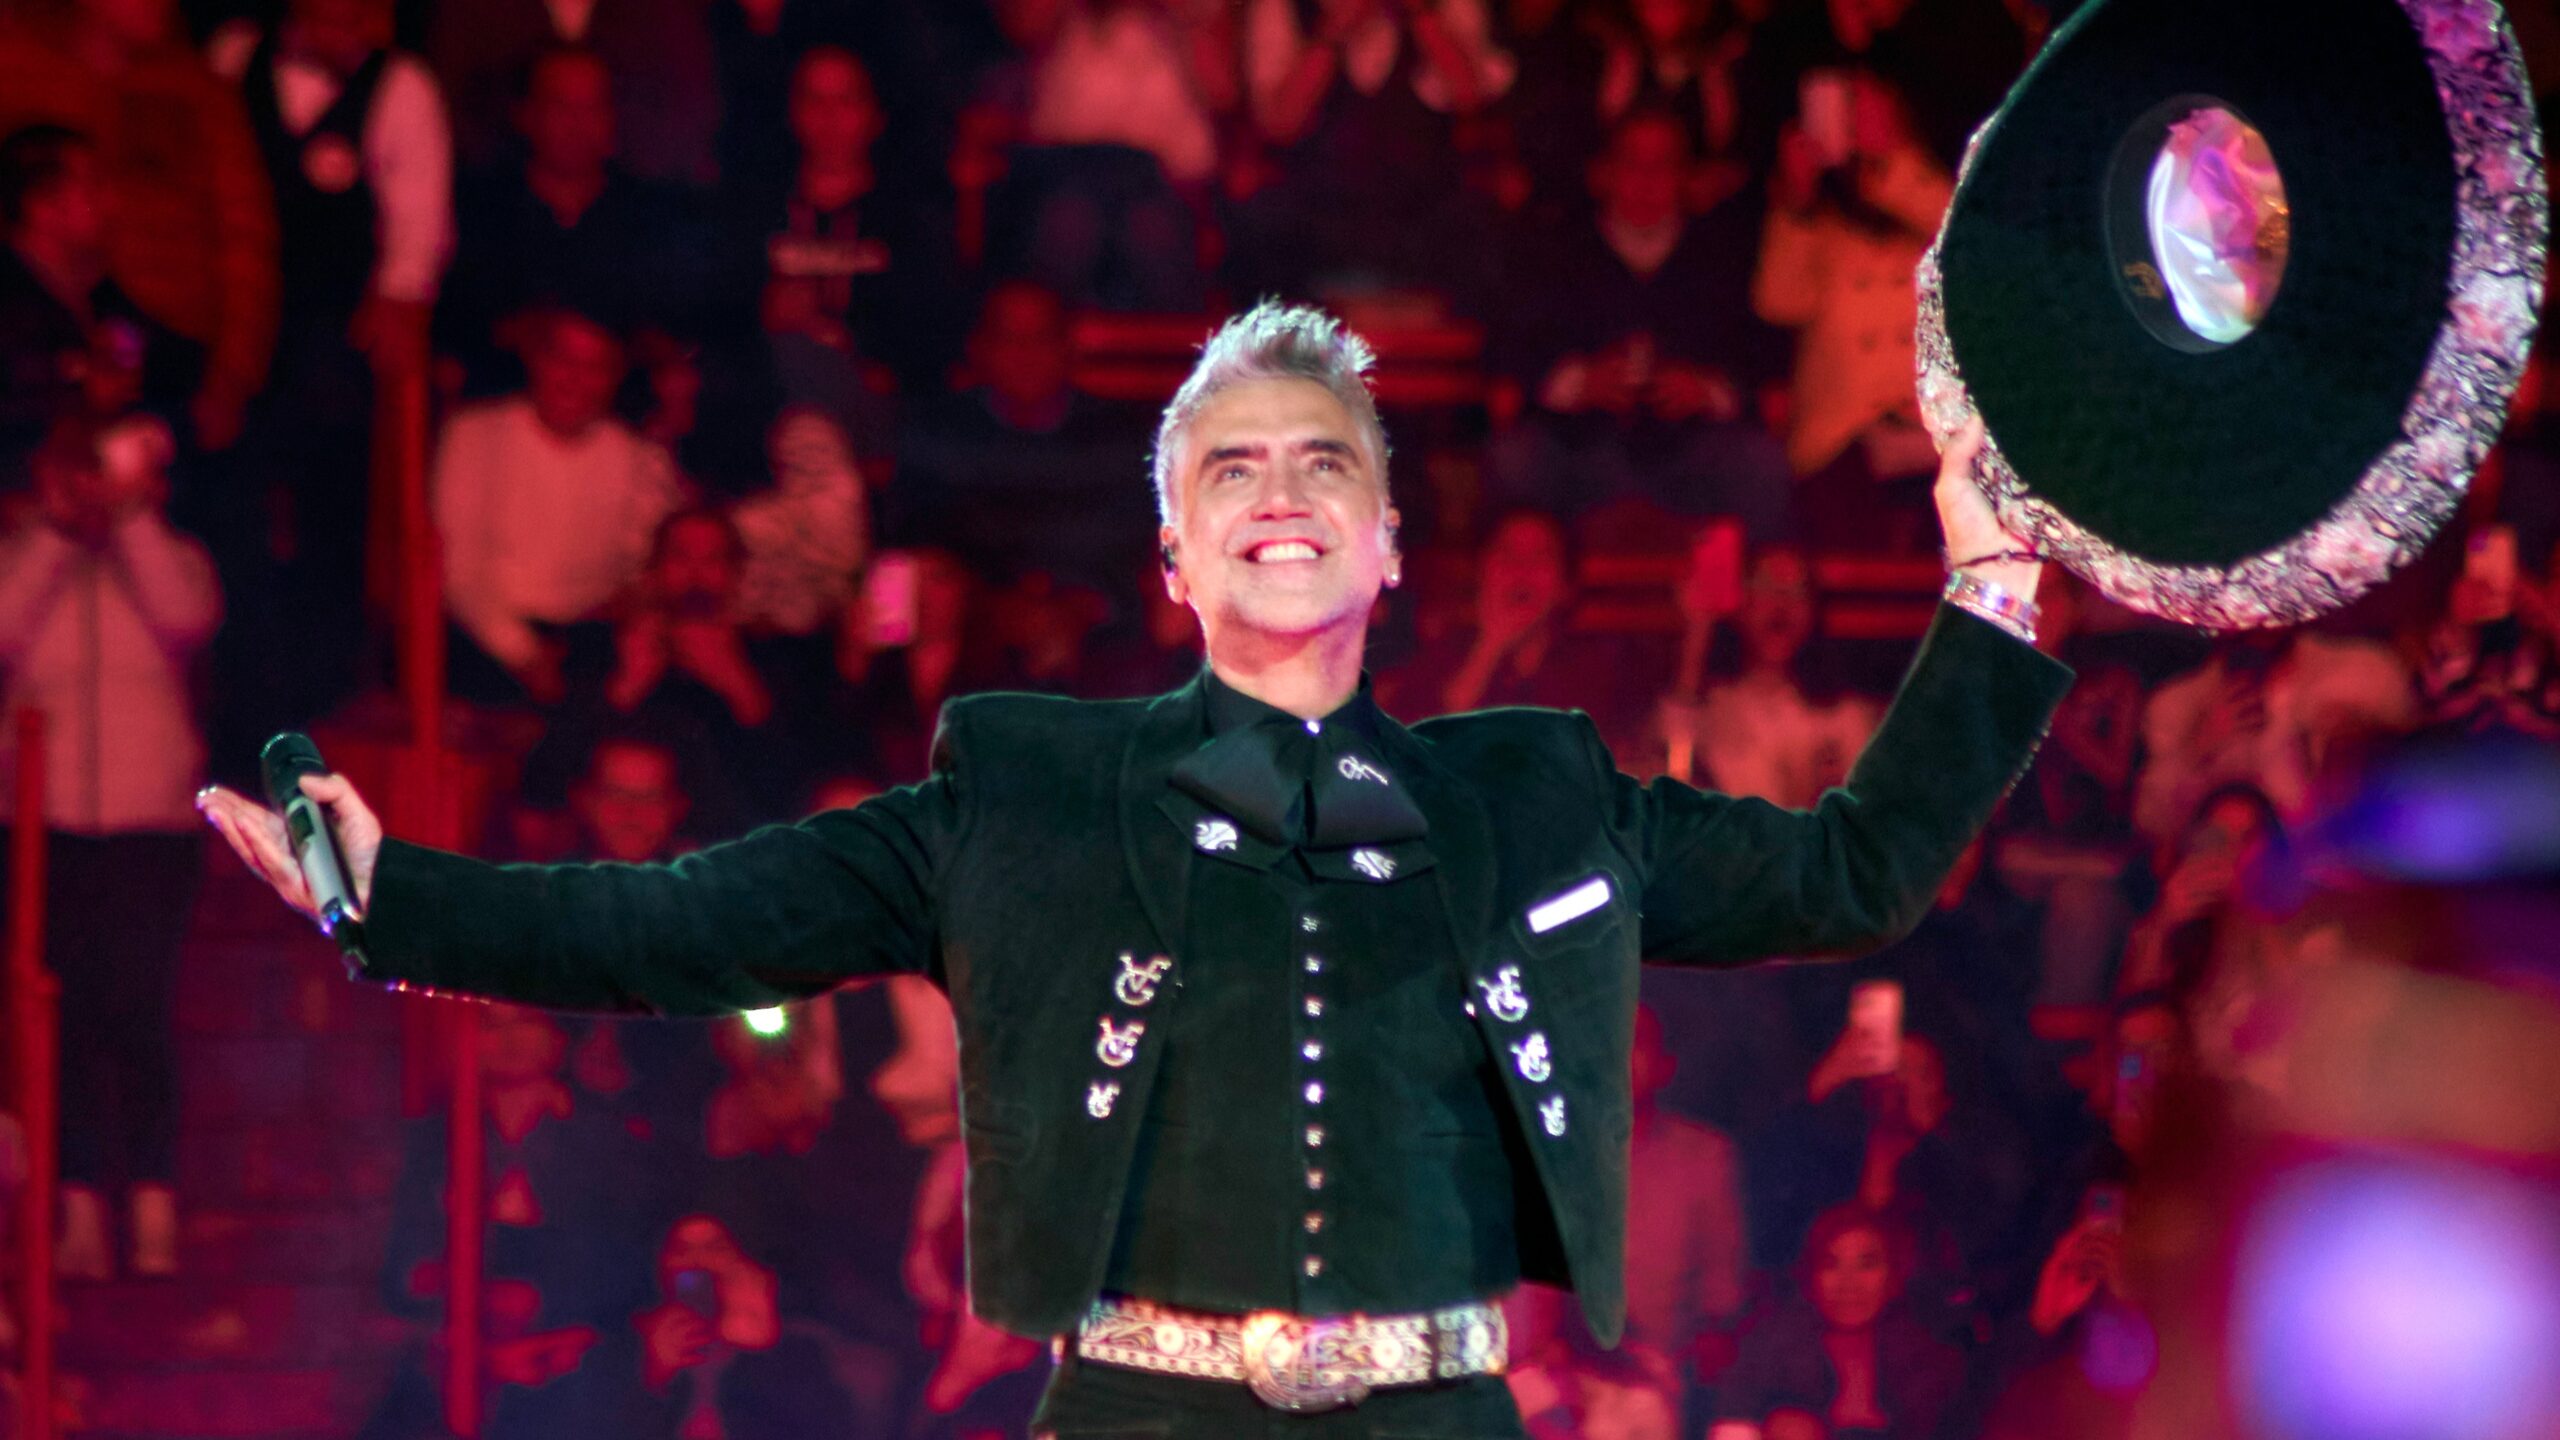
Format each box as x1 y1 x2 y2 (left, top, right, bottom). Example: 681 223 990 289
442 1003 483 1437
373 350 483 1437
10 708 57 1440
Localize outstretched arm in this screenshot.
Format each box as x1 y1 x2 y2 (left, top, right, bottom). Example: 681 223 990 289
1613 421 2071 965
200 737 965 1016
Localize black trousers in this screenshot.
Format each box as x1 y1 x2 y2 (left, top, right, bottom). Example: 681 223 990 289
0 829 203 1186
1031 1352 1529 1440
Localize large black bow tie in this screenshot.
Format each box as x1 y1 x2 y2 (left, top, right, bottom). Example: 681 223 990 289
1169 717 1427 849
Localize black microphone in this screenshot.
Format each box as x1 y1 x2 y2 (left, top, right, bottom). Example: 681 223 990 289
260 732 369 974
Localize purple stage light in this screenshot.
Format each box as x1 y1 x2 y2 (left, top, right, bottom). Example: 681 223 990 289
2236 1157 2560 1440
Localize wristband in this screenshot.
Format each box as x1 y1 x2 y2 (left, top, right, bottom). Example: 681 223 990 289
1944 570 2040 645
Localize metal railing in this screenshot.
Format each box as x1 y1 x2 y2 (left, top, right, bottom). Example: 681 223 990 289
8 709 57 1440
373 352 486 1437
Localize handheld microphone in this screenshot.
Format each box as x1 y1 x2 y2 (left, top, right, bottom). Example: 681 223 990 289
260 731 369 973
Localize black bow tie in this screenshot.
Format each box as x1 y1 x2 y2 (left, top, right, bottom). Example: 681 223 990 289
1170 715 1428 850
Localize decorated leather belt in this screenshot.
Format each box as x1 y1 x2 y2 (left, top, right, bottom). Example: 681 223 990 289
1074 1294 1509 1412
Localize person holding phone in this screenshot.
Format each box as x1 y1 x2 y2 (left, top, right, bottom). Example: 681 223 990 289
0 412 220 1281
1711 1204 1964 1440
202 302 2070 1436
518 506 824 837
1654 540 1878 804
1753 68 1952 551
1755 989 2032 1326
1975 992 2190 1438
2416 522 2560 739
828 546 992 783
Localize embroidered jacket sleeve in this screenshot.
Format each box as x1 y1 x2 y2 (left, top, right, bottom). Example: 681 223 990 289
1604 603 2071 966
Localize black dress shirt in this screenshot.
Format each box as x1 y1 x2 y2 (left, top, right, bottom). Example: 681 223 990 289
1100 669 1549 1315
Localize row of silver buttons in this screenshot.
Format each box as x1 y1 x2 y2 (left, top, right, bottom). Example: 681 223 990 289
1301 912 1327 1278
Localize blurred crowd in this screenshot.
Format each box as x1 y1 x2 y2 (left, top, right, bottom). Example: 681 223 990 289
1 0 2558 1434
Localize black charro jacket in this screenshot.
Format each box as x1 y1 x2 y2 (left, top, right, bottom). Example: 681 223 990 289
360 603 2072 1345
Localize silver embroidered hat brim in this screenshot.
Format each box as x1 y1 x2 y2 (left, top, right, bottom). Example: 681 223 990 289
1916 0 2547 630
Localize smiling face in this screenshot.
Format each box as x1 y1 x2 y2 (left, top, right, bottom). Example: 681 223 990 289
1813 1223 1895 1330
1160 377 1397 651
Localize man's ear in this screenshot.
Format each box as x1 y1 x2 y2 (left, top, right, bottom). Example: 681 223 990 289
1159 523 1187 605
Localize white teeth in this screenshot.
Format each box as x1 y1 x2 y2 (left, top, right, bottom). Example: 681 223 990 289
1253 541 1320 563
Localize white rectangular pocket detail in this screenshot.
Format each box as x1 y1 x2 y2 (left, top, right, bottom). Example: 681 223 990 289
1526 876 1613 935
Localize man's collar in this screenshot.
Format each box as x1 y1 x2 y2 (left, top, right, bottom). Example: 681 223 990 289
1197 664 1385 741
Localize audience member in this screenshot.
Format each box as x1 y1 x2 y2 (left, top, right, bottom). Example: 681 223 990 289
829 546 993 781
631 1214 894 1437
1227 0 1514 297
2113 783 2292 1002
725 44 948 442
1747 0 2029 168
728 406 869 637
631 1213 779 1401
1084 549 1206 699
980 569 1116 696
367 1004 664 1439
1621 1006 1749 1403
890 279 1154 601
428 0 719 185
684 1001 924 1350
0 125 200 472
1005 0 1234 187
1656 542 1877 806
905 1131 1047 1432
1987 572 2145 1023
1382 509 1645 744
1752 68 1948 550
1508 1285 1685 1440
209 0 453 728
1751 1010 2031 1317
2412 521 2560 739
986 0 1230 309
432 303 685 705
1796 830 2054 1138
1489 106 1790 532
0 0 278 454
0 414 220 1282
1581 0 1777 212
525 507 824 833
1713 1204 1965 1440
709 0 918 201
492 722 698 869
2132 626 2415 843
1976 992 2194 1440
566 730 696 862
437 46 708 395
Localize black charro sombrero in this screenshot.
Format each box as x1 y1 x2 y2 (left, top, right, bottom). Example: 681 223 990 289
1916 0 2547 629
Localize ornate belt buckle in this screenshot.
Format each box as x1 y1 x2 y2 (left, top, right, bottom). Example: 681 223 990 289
1240 1311 1370 1413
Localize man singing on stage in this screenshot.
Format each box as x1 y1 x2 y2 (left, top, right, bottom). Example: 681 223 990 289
202 302 2070 1436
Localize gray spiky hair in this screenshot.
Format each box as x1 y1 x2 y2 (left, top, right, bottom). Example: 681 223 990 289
1150 301 1390 525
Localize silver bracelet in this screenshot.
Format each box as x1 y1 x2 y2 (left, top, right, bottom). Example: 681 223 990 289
1944 570 2039 645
